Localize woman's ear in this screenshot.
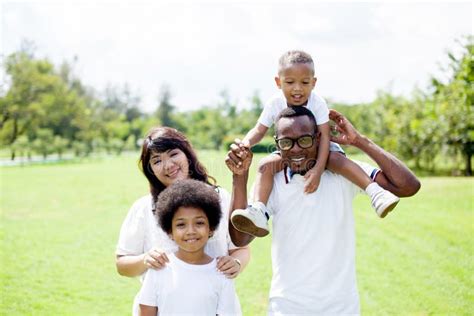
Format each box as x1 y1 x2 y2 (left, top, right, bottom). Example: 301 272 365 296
208 231 214 238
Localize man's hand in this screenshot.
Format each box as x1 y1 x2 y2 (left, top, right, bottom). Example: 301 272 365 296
303 167 322 194
225 138 252 175
329 109 360 146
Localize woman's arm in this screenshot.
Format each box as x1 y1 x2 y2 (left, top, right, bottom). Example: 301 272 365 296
216 246 251 279
116 254 147 277
116 249 169 277
139 304 157 316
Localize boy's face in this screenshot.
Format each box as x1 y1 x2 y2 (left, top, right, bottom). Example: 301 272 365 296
170 206 211 254
275 63 317 106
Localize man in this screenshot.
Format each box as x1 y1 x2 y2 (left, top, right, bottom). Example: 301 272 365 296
226 107 420 315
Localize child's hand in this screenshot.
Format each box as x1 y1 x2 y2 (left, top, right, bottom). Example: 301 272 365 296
304 168 322 194
216 256 241 279
225 138 253 175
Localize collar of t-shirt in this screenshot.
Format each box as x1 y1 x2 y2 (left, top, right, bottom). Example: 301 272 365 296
284 166 307 184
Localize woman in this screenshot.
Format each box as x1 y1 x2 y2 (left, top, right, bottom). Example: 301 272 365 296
116 127 250 314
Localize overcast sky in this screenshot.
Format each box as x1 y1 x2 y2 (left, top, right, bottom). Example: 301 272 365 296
2 1 472 112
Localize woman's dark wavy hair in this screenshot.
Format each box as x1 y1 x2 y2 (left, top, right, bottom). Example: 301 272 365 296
140 127 216 207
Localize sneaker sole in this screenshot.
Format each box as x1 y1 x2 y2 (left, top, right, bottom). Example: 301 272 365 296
379 200 399 218
231 214 269 237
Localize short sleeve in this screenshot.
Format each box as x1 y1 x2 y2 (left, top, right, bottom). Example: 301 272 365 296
257 101 276 128
257 94 286 128
137 269 160 307
116 197 148 256
217 279 242 316
309 93 329 125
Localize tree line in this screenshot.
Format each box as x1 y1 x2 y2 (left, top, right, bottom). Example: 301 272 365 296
1 37 472 175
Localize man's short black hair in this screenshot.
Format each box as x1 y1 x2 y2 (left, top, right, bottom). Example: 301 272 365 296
275 106 317 135
155 179 222 234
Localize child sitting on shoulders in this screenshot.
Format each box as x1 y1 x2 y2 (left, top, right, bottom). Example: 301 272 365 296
138 179 241 316
231 50 400 237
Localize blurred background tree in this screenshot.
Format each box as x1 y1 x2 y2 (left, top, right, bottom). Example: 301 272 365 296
1 36 472 175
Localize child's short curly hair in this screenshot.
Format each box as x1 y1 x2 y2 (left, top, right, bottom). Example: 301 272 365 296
155 179 222 234
278 50 315 75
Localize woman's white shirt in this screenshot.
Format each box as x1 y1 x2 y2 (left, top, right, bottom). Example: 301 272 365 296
116 187 236 265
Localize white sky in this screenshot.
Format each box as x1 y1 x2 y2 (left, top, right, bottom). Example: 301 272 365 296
1 1 472 113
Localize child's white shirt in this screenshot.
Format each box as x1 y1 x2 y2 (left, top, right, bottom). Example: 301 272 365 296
137 253 241 316
258 91 329 127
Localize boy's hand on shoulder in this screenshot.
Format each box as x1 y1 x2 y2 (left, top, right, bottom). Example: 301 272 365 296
303 168 322 194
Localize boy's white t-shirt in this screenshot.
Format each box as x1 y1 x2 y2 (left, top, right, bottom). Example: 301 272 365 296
138 253 241 316
258 91 329 127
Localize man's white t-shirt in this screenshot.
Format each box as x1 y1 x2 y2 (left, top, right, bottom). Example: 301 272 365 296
138 253 241 315
258 91 329 128
266 162 377 315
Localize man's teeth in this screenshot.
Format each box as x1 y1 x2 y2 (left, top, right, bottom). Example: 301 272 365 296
291 157 305 162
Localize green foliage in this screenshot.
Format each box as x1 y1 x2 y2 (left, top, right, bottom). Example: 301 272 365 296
155 84 176 128
1 38 472 175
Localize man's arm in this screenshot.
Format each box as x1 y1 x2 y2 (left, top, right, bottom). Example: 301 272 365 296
329 109 421 197
225 140 255 247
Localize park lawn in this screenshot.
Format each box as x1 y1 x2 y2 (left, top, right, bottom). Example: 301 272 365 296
0 151 473 315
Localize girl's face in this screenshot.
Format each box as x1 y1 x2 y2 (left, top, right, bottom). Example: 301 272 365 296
170 206 211 255
150 148 190 187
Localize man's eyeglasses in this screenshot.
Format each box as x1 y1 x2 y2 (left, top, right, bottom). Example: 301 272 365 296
274 134 315 151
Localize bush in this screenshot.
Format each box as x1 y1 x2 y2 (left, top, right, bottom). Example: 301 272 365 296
222 135 276 154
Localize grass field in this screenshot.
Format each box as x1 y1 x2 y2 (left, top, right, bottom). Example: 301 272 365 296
1 151 473 315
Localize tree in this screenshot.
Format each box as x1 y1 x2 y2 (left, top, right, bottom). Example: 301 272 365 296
431 36 474 175
155 84 175 127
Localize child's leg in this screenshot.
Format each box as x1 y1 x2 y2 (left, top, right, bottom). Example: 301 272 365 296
230 153 283 238
253 154 285 205
327 152 400 218
327 152 371 190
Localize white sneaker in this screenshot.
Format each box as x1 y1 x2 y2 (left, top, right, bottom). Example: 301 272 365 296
370 187 400 218
231 201 270 237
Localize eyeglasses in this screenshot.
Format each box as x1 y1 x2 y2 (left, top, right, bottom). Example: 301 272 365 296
274 134 315 151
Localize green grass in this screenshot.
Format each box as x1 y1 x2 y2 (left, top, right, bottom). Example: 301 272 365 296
1 152 473 315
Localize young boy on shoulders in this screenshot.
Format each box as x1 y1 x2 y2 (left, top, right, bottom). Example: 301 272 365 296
231 50 400 237
138 179 241 316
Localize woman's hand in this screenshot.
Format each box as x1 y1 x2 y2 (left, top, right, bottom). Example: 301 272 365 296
143 248 169 270
216 255 241 279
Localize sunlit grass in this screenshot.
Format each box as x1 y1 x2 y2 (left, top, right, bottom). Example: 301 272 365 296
1 152 472 315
